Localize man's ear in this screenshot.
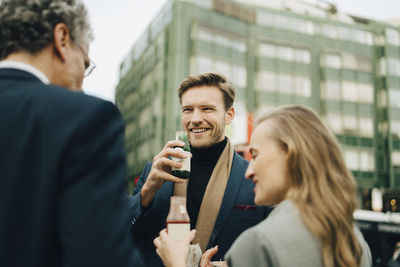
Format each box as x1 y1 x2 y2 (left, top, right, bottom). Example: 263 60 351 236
225 106 235 125
53 23 71 62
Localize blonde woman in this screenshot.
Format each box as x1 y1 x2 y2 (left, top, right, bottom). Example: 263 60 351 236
154 105 372 267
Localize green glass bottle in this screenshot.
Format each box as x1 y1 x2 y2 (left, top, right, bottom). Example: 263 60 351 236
171 131 190 179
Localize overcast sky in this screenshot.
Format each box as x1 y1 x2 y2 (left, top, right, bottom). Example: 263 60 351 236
81 0 400 102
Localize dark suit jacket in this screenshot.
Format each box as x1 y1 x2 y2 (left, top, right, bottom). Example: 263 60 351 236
130 151 271 266
0 68 140 267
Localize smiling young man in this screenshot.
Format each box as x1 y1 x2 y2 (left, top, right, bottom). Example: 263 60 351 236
130 72 271 266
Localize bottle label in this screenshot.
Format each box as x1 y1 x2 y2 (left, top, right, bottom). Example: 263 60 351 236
167 223 190 241
171 148 190 172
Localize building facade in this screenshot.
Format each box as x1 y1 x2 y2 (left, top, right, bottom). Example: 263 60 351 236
115 0 400 204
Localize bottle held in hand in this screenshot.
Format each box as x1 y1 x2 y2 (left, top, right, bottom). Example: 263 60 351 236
171 131 190 179
166 196 190 240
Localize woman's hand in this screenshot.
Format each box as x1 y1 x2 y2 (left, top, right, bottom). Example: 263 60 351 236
200 246 227 267
153 229 196 267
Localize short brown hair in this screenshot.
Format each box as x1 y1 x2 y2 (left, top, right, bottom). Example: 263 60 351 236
178 72 235 111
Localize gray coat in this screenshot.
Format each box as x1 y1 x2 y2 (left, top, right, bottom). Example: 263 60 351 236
225 200 372 267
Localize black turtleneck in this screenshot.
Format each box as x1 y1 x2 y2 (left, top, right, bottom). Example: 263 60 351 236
187 137 227 229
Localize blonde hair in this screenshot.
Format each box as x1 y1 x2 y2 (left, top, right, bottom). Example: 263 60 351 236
256 105 362 267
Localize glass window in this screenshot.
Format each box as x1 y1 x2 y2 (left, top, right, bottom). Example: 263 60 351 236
322 80 341 100
197 28 214 42
257 71 275 92
342 53 358 70
389 88 400 109
232 40 247 53
274 15 291 29
360 150 375 171
386 28 400 46
326 113 343 134
357 57 372 72
358 83 374 103
294 75 311 97
259 43 275 58
388 57 400 76
192 55 212 74
215 35 231 48
392 120 400 138
342 81 358 102
231 64 247 88
323 54 341 69
359 117 374 137
343 115 357 133
393 151 400 166
344 149 358 170
353 29 368 45
305 20 314 35
337 26 352 41
215 61 230 77
295 49 311 64
278 46 294 61
365 32 374 46
256 10 274 28
277 73 293 94
323 24 338 39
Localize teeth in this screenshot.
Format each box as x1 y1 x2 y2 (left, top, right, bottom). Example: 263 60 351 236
192 128 207 133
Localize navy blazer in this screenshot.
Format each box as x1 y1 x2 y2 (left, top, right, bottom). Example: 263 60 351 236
130 151 271 266
0 68 140 267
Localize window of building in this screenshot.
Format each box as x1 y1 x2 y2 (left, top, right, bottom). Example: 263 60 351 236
258 43 275 58
278 46 294 62
190 55 212 74
215 61 230 77
388 57 400 76
322 24 338 39
197 28 214 42
393 151 400 166
322 80 341 100
295 49 311 64
389 88 400 109
359 117 374 137
342 81 358 102
195 27 247 53
392 120 400 139
326 113 343 134
337 26 352 41
277 73 293 94
231 64 247 88
342 53 358 70
343 114 358 134
360 150 375 171
256 71 275 92
386 28 400 46
323 54 342 69
357 57 372 72
358 83 374 103
344 148 359 170
294 75 311 97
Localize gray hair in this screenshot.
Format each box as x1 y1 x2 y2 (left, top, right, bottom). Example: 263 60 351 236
0 0 93 59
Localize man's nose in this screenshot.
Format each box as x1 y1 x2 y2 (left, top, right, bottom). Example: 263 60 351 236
190 110 203 124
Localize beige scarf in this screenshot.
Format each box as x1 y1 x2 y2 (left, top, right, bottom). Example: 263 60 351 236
174 140 234 252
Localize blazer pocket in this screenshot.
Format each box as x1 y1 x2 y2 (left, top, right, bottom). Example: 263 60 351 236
234 204 256 211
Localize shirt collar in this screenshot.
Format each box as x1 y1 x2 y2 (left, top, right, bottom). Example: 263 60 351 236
0 60 50 84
